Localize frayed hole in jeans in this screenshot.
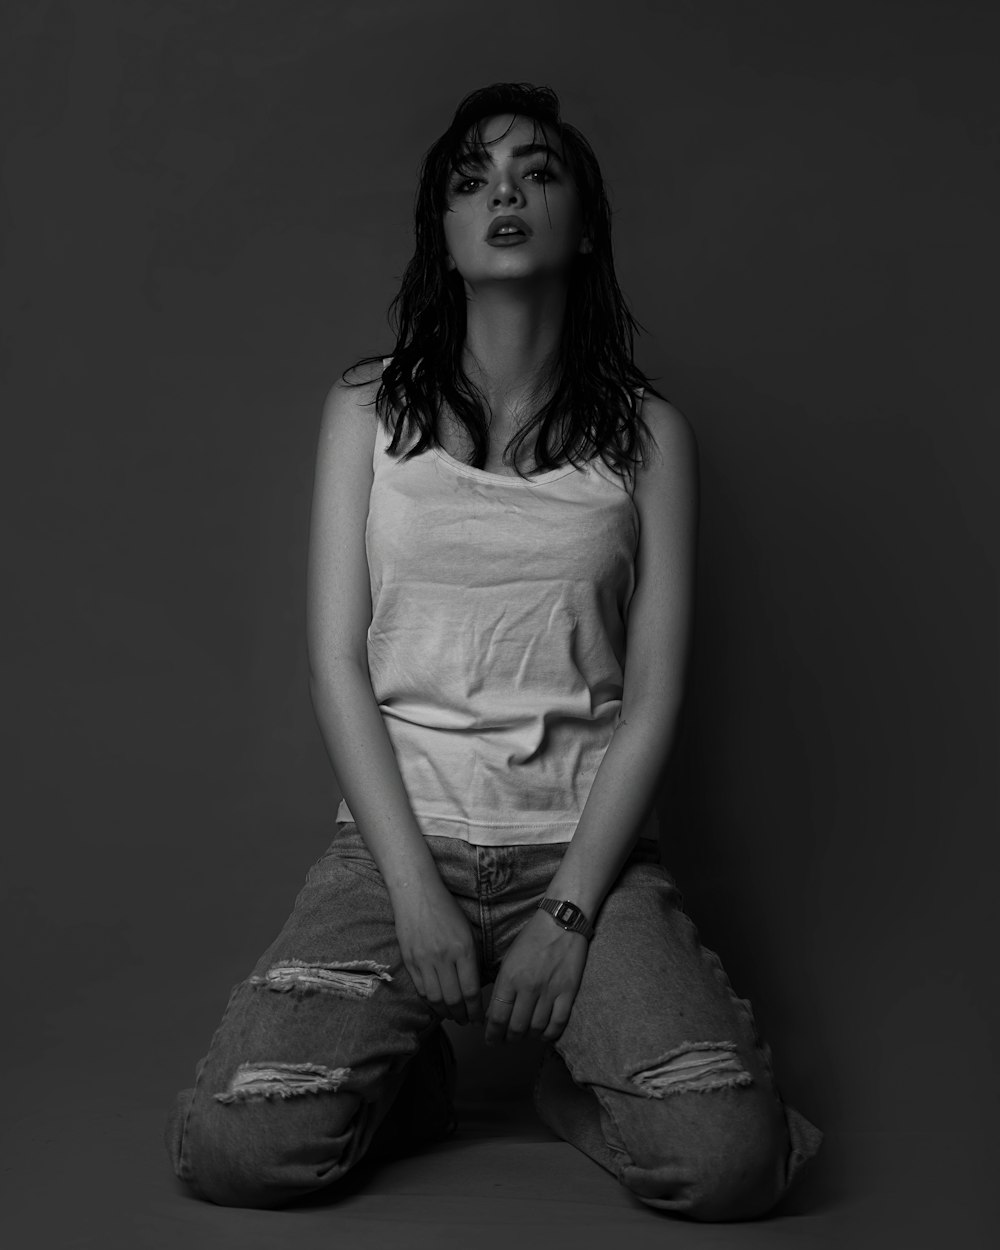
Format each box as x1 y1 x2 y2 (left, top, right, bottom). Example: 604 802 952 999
249 959 392 999
214 1061 350 1104
629 1041 753 1098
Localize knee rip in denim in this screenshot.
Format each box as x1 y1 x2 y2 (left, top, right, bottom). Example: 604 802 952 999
215 1061 350 1104
249 959 393 1000
629 1041 753 1098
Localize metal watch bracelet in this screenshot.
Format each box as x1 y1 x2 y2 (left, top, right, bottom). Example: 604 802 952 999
537 897 595 941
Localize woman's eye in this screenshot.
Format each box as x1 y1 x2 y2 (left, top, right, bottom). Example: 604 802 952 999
450 166 554 196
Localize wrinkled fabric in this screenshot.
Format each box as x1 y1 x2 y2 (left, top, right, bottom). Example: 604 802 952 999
166 825 821 1215
335 362 658 847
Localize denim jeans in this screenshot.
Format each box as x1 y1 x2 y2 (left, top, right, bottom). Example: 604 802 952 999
166 823 822 1218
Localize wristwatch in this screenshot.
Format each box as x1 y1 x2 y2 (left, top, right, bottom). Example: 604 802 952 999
537 897 595 941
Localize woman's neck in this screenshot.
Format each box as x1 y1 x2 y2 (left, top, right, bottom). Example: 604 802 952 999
460 281 567 416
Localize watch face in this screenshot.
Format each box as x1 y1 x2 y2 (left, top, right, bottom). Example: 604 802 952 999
557 903 579 925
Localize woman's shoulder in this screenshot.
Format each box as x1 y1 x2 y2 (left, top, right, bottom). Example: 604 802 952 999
329 355 386 402
631 392 698 511
316 358 387 471
322 357 386 426
637 390 694 443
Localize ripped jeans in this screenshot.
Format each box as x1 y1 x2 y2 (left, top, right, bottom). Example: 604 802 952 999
166 823 822 1218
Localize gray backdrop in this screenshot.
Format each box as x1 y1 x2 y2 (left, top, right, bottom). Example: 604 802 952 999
2 0 996 1243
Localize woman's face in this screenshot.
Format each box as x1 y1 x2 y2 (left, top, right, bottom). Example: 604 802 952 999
441 113 592 287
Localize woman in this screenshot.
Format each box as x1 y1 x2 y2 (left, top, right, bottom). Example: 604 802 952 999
166 82 822 1218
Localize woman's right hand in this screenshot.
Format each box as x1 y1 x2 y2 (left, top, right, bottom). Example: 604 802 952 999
393 882 484 1026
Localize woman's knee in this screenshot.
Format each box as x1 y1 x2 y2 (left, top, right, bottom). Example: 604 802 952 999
683 1129 789 1221
165 1083 364 1209
627 1099 792 1222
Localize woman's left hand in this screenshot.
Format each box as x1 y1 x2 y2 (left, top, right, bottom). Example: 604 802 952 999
485 909 589 1046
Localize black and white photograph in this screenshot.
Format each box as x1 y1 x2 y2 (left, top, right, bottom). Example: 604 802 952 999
2 2 995 1247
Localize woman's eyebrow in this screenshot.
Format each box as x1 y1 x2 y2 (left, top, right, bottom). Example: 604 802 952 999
457 142 565 170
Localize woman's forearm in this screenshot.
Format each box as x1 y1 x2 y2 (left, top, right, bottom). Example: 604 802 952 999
545 711 677 921
310 661 445 903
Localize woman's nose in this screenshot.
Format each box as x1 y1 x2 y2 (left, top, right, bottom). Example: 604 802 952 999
490 180 525 209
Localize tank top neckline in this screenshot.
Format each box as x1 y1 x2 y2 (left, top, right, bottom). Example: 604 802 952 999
429 443 579 487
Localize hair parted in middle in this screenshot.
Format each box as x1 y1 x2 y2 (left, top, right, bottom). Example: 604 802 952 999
343 81 661 480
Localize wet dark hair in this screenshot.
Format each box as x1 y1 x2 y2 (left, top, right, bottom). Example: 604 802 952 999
343 81 660 480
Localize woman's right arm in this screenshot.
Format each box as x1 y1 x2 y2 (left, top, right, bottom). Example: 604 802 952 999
305 368 483 1026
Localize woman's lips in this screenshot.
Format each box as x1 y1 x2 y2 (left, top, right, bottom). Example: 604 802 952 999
486 233 530 247
486 214 531 240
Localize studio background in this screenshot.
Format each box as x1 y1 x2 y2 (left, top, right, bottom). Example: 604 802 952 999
2 1 996 1246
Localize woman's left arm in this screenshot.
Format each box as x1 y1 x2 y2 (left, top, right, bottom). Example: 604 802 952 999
486 398 698 1045
543 396 699 915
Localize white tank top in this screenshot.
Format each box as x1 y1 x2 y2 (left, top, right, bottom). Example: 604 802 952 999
336 362 659 847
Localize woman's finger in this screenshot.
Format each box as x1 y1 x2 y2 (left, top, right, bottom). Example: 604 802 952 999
484 987 516 1045
528 995 553 1039
456 951 484 1023
422 965 448 1018
504 993 535 1044
436 962 469 1025
542 998 572 1043
405 959 427 1000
